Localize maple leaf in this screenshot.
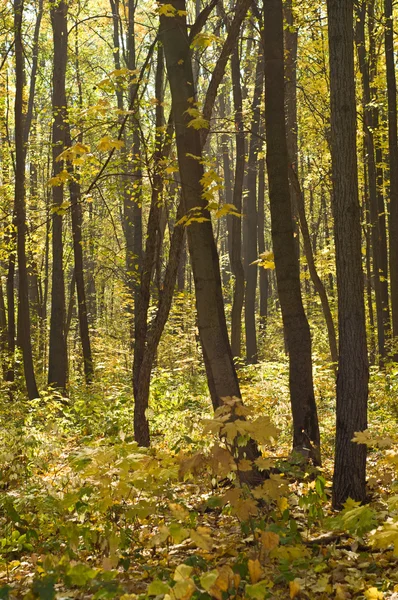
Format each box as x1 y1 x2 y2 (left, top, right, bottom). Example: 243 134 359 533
370 520 398 556
189 527 212 551
248 558 263 584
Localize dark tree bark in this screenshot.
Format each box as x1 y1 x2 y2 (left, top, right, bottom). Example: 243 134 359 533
263 0 320 461
327 0 368 507
257 147 269 326
384 0 398 354
229 45 245 359
160 0 241 408
283 0 299 260
48 0 68 391
289 168 338 367
355 1 388 360
244 48 263 363
14 0 39 399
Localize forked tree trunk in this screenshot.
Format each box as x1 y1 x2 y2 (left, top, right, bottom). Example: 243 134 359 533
160 0 241 408
327 0 368 507
263 0 320 461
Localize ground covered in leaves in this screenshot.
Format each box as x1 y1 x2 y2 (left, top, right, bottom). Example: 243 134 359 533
1 360 398 600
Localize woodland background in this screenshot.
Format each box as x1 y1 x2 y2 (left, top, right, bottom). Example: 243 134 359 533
1 0 398 598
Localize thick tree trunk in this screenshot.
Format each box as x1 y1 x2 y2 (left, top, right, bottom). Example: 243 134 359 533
327 0 368 507
160 0 241 408
263 0 320 461
284 0 299 260
48 0 68 391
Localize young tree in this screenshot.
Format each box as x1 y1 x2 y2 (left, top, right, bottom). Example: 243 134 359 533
327 0 368 507
263 0 320 461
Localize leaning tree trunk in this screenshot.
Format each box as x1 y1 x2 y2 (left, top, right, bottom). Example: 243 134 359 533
327 0 368 507
263 0 321 462
160 0 241 408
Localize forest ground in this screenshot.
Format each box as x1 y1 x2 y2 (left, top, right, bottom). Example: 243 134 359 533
1 308 398 600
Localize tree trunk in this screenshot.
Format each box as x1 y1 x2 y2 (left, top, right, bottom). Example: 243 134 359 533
257 149 268 326
245 48 263 363
160 0 241 408
263 0 321 461
384 0 398 354
327 0 368 507
230 45 245 359
289 168 338 366
48 0 68 391
14 0 39 399
355 2 387 360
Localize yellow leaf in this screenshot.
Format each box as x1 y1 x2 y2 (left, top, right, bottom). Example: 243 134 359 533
248 558 263 584
289 579 301 599
237 459 253 472
261 531 280 553
173 564 193 582
97 136 125 152
158 3 176 17
200 571 218 591
364 588 384 600
171 580 195 600
189 527 212 551
187 116 209 130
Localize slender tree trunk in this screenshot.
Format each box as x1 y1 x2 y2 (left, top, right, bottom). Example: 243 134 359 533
355 2 387 360
257 149 268 326
384 0 398 354
327 0 368 507
133 44 166 446
289 168 338 366
48 0 68 391
230 45 245 359
14 0 39 399
245 48 263 363
263 0 320 461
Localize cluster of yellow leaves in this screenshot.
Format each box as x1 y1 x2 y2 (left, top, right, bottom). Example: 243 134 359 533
157 3 187 17
252 250 275 270
190 32 220 50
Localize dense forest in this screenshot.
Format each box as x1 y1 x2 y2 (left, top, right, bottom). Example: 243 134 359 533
1 0 398 597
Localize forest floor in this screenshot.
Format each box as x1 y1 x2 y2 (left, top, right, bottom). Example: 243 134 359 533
1 358 398 600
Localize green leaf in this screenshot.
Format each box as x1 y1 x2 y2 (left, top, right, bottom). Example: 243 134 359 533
32 576 56 600
245 580 271 600
147 580 170 596
0 586 10 600
200 571 218 591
